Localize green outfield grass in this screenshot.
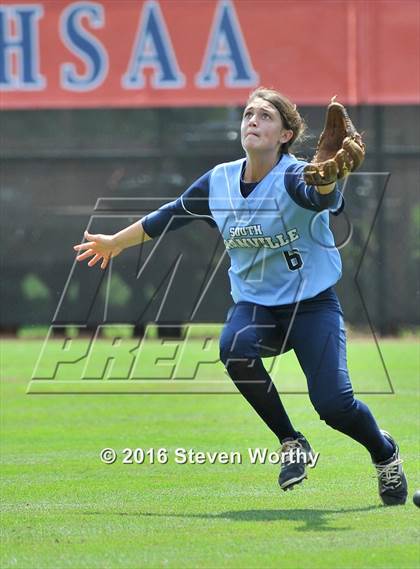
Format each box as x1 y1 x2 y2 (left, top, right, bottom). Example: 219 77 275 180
1 337 419 569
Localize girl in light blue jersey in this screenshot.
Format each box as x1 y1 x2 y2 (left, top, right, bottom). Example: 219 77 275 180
74 88 407 506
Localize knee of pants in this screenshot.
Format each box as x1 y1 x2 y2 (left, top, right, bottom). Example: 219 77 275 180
219 328 258 366
311 390 356 422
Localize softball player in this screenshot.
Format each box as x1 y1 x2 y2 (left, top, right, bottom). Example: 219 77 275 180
74 88 407 505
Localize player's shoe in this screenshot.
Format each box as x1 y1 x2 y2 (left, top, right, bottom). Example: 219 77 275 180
373 430 408 506
278 433 316 491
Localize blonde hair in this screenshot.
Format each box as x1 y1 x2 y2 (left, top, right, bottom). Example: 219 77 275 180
246 87 307 154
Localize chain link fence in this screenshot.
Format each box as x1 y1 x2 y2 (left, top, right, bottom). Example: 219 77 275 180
1 105 419 334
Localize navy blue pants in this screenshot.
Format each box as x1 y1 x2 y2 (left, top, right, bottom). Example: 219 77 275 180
219 287 393 462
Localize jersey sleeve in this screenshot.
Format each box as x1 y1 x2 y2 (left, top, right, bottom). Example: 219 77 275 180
141 169 216 238
284 161 344 216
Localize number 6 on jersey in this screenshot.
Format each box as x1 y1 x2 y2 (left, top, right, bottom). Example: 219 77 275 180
283 249 303 271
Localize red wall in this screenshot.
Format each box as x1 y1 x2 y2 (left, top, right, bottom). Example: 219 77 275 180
1 0 419 109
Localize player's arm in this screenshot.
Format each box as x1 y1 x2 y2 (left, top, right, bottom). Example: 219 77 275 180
285 163 344 214
140 169 214 238
73 169 214 270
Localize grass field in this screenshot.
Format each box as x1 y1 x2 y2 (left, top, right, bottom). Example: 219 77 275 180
1 337 419 569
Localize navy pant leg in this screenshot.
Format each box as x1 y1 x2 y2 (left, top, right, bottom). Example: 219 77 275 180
280 290 393 462
220 302 297 442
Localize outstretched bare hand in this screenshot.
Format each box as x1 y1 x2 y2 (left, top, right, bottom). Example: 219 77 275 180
73 230 123 270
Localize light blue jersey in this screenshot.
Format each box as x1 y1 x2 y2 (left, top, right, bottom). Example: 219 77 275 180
208 156 342 305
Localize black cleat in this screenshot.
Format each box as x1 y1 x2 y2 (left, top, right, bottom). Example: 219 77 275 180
374 430 408 506
278 433 316 491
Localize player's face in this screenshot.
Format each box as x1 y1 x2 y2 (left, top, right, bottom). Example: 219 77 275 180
241 97 292 156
